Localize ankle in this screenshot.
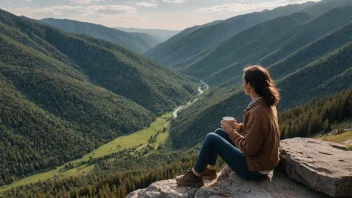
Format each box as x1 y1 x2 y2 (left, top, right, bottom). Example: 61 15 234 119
207 165 215 171
192 168 201 177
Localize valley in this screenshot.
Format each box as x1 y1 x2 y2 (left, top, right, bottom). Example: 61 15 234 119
0 78 209 193
1 0 352 197
0 8 197 191
0 112 172 193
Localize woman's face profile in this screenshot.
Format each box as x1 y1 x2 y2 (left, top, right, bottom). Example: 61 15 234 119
242 74 250 95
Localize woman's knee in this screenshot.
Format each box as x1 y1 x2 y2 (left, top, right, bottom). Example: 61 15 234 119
205 132 219 141
206 132 217 138
205 132 225 146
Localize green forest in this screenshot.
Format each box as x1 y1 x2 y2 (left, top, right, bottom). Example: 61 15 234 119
2 86 351 198
279 86 352 139
0 9 197 186
1 147 220 198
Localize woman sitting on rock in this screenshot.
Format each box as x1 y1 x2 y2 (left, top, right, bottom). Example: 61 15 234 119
176 65 281 187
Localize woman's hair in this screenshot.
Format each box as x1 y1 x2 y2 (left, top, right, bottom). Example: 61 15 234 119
243 65 280 106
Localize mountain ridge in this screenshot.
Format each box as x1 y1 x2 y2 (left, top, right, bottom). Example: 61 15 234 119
145 1 316 67
41 18 160 53
116 27 180 42
181 4 352 87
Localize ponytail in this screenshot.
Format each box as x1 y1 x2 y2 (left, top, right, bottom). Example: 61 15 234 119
262 86 280 106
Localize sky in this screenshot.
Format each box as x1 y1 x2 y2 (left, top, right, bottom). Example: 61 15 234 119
1 0 321 30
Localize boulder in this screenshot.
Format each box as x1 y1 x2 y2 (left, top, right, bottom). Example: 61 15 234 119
127 179 198 198
127 138 352 198
279 138 352 197
127 167 328 198
195 166 328 198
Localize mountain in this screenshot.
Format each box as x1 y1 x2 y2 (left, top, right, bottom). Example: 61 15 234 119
116 27 181 42
0 9 196 184
181 4 352 87
168 6 352 148
40 18 159 53
129 32 161 48
144 1 316 67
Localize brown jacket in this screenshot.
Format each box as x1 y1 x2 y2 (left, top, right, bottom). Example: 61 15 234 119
229 98 280 172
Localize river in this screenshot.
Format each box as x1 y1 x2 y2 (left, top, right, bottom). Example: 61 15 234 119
173 80 209 118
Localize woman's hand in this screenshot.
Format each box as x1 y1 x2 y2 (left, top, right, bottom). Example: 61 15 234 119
221 120 234 134
233 121 241 132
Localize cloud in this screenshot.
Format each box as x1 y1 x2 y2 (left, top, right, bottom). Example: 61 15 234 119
197 0 320 13
24 0 33 2
11 4 137 18
162 0 184 3
135 2 158 8
94 5 136 15
70 0 105 4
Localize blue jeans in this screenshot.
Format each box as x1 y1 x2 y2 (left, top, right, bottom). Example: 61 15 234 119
193 128 266 180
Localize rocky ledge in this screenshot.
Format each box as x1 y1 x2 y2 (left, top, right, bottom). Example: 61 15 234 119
127 138 352 198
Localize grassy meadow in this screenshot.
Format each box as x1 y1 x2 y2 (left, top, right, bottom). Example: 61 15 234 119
0 112 172 194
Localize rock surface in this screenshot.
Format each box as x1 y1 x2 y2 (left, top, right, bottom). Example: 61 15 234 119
127 138 352 198
280 138 352 197
127 166 328 198
126 179 198 198
195 166 328 198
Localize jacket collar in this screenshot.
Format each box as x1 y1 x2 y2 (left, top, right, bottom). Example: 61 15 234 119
246 97 266 111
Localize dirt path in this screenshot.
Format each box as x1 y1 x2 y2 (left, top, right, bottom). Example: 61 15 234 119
135 143 148 151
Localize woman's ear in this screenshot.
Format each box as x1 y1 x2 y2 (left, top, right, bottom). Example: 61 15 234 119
246 82 251 89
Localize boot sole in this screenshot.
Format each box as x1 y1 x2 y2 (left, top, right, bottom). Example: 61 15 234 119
202 175 217 180
176 181 204 187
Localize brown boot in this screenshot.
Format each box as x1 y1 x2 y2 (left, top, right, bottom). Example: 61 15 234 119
176 168 204 187
202 167 217 179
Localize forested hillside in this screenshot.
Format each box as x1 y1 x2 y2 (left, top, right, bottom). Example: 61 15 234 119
279 86 352 139
1 10 196 114
0 9 196 185
145 1 314 67
1 149 211 198
182 5 352 86
41 18 159 53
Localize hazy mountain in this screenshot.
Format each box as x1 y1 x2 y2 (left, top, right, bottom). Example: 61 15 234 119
41 18 159 53
129 32 161 48
116 27 181 42
0 9 196 183
144 1 315 67
181 5 352 87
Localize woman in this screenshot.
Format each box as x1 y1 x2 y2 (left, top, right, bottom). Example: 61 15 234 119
176 65 281 187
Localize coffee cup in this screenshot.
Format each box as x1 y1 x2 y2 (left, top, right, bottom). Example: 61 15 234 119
223 116 235 129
